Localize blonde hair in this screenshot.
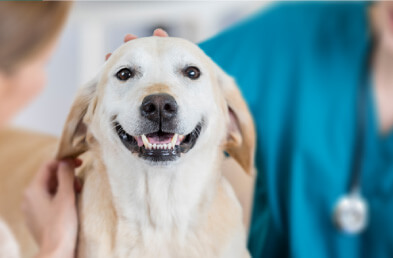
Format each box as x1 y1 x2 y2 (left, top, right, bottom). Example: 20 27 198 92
0 2 72 73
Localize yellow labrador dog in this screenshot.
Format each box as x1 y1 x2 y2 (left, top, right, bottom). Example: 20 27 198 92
0 36 255 258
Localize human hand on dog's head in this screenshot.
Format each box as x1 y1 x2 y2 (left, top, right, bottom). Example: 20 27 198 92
22 159 82 258
105 28 169 61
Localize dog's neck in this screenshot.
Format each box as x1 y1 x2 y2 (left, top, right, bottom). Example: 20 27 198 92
88 144 223 239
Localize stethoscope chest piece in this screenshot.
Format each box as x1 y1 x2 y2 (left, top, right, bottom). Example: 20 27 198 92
333 193 368 234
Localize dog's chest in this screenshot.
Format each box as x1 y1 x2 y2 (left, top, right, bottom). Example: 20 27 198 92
78 206 231 258
112 223 223 258
76 157 248 258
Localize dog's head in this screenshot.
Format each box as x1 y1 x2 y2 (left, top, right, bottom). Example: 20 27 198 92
56 37 255 174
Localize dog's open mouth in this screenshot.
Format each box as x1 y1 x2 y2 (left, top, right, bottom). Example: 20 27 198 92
114 122 202 162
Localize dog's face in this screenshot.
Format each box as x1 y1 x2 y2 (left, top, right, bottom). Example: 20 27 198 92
57 37 255 174
104 37 222 164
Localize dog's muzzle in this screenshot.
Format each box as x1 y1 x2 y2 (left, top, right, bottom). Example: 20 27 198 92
114 93 202 163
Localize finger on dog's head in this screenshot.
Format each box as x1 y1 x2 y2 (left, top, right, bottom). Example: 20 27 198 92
153 28 168 37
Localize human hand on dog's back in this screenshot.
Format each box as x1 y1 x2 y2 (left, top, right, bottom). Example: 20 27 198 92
22 159 82 258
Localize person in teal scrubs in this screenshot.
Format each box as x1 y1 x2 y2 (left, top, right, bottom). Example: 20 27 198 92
200 2 393 258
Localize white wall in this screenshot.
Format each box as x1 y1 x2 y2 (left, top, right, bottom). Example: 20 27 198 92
12 1 269 136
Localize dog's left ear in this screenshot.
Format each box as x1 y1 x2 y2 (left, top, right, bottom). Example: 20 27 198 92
216 66 256 175
55 77 98 160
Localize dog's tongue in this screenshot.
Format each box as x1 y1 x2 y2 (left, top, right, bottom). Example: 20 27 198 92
148 134 173 144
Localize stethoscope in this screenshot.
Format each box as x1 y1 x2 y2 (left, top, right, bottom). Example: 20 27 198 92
332 41 373 235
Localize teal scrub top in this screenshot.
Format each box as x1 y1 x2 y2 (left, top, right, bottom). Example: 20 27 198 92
200 2 393 258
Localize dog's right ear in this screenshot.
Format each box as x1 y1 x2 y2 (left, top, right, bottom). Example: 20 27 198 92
55 78 98 160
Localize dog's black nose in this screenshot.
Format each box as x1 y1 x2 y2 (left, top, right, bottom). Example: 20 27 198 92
141 93 178 122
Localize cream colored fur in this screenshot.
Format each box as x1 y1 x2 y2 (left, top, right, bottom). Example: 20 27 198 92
0 36 255 258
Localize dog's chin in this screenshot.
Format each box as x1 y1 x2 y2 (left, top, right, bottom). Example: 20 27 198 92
114 122 202 164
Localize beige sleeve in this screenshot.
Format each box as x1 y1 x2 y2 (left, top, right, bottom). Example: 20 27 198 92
0 217 20 258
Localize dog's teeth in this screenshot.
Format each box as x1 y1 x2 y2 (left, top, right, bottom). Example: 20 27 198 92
167 143 172 149
148 143 153 150
163 144 168 150
142 134 149 144
141 134 150 149
153 143 157 149
171 134 178 146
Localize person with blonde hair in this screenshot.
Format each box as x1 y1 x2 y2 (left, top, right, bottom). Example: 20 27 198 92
0 2 79 258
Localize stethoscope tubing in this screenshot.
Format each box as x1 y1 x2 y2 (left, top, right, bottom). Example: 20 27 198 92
333 39 375 234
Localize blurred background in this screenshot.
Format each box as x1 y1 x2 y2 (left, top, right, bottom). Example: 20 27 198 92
12 1 269 136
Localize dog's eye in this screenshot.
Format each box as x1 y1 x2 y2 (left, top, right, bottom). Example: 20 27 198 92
116 68 134 81
183 66 201 80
